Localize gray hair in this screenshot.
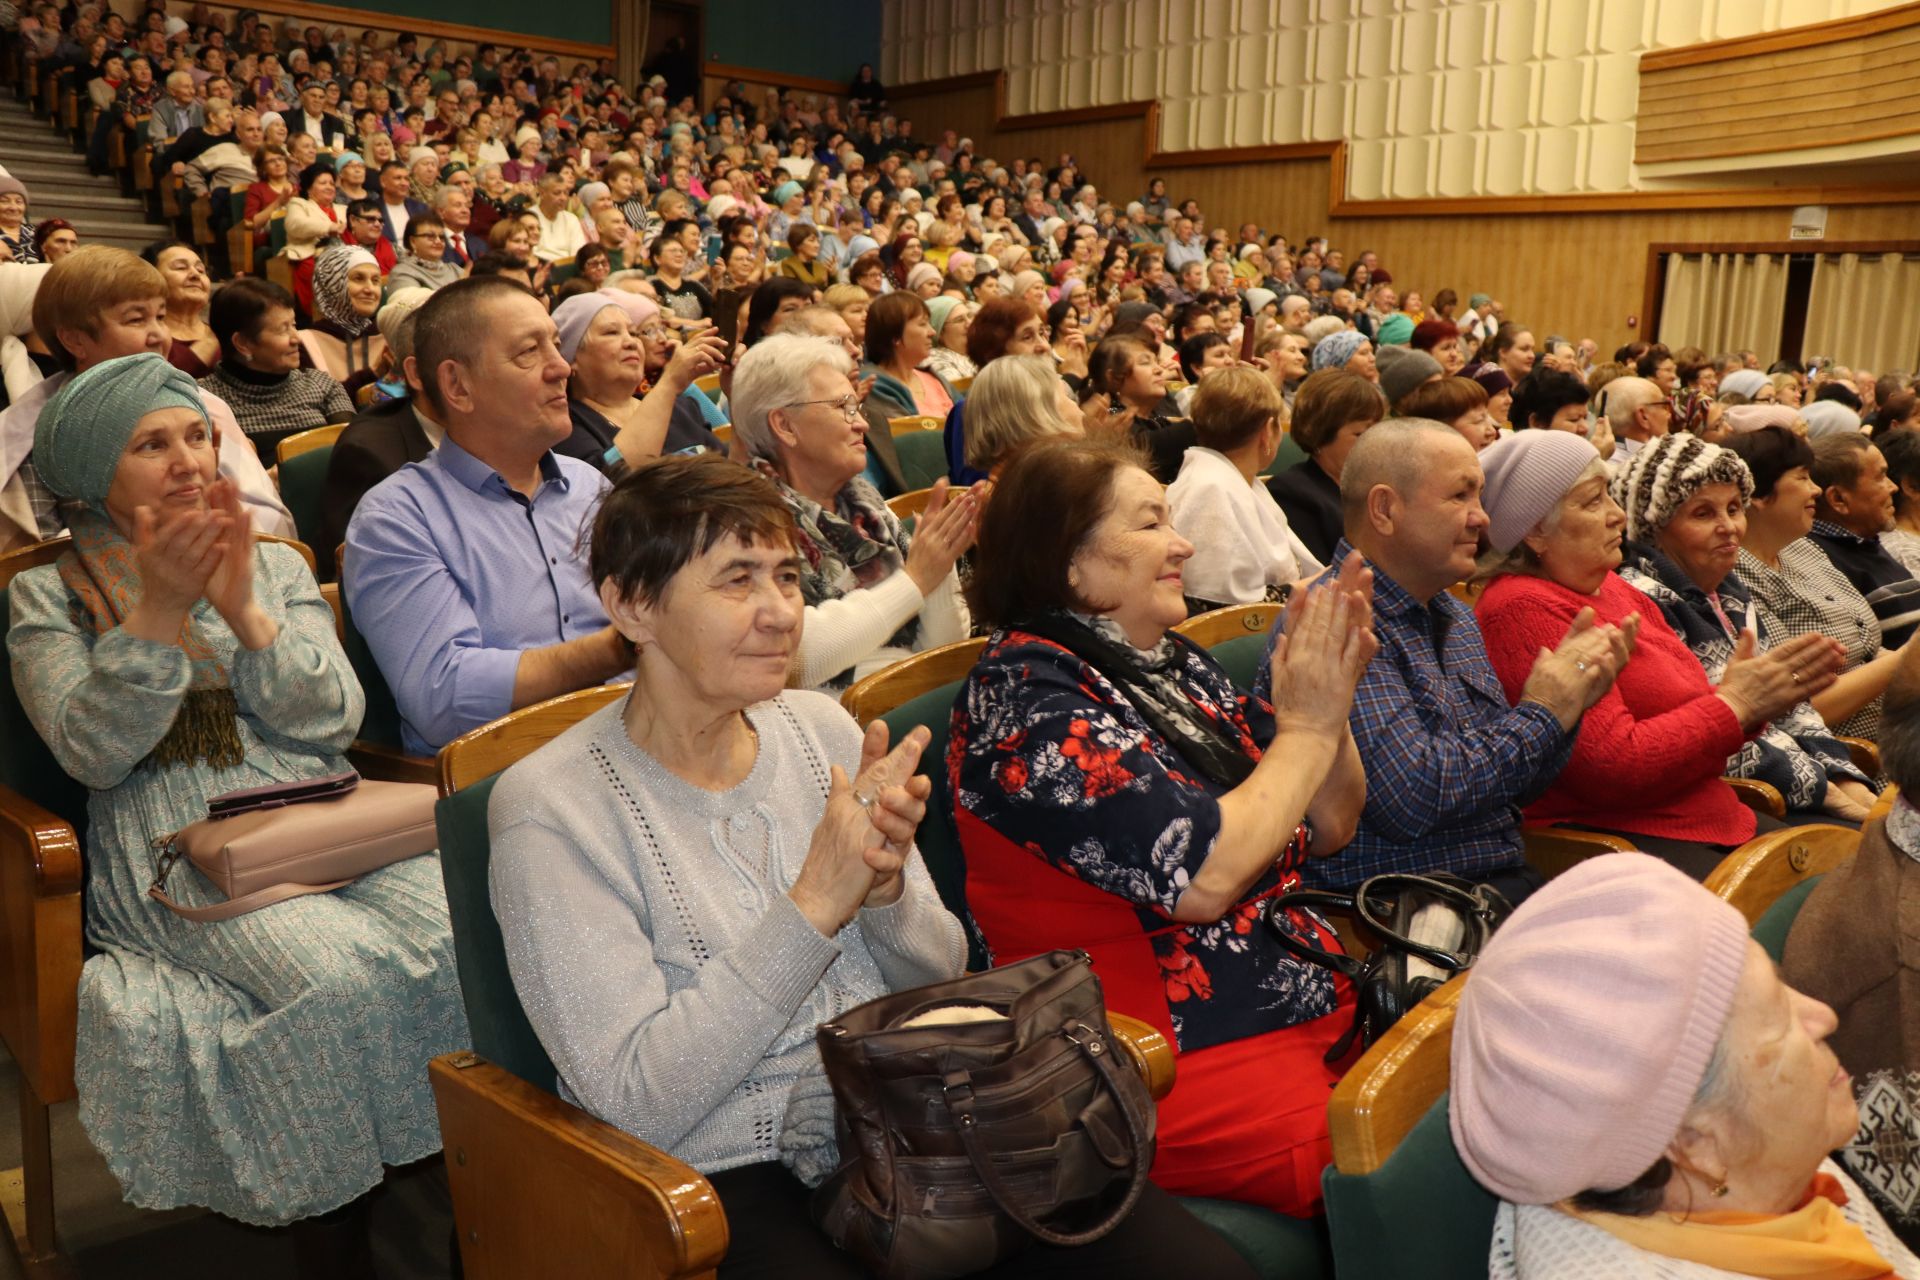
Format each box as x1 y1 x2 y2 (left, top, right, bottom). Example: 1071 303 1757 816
1604 376 1664 433
965 355 1077 470
1301 314 1348 348
1339 418 1465 533
729 332 854 464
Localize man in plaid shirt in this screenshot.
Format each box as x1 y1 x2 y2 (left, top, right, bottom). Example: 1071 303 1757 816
1255 420 1632 904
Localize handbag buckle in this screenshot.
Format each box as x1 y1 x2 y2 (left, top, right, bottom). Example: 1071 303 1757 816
1062 1021 1105 1057
150 837 182 890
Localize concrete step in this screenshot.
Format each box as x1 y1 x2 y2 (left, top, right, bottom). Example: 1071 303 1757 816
0 134 82 162
3 164 122 199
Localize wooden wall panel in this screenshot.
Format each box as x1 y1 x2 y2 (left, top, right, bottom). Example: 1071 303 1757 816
1637 14 1920 164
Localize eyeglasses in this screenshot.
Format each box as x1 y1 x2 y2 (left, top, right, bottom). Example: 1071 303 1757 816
785 394 862 422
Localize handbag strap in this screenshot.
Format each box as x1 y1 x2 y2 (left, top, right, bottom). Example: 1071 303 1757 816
1263 888 1365 980
941 1019 1153 1249
148 876 354 922
1351 873 1502 972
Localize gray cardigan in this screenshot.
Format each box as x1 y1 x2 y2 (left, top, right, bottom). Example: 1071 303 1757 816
488 690 965 1174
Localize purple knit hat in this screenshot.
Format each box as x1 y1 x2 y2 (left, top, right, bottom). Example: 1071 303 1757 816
1449 854 1750 1205
1476 429 1601 553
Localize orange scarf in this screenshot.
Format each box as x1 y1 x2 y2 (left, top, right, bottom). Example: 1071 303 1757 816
1571 1174 1894 1278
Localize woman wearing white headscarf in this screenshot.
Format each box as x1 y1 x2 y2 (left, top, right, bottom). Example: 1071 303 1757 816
296 243 385 393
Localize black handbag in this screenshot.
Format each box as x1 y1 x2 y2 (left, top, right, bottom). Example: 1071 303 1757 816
1264 873 1511 1064
811 950 1155 1280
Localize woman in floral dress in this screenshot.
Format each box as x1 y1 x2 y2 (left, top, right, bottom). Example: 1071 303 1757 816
951 436 1372 1218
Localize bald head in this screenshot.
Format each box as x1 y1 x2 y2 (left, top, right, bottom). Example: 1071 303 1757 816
1603 376 1667 442
1342 418 1489 600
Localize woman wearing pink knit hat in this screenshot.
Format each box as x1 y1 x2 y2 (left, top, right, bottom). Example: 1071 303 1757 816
1453 853 1919 1277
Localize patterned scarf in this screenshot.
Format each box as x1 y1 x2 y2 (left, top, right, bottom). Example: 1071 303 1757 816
311 243 377 338
759 464 918 682
56 507 243 769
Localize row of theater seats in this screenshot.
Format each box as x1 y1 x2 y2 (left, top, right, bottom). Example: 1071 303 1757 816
0 523 1877 1278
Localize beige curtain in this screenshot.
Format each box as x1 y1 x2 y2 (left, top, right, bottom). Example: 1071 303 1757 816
612 0 650 96
1804 253 1920 376
1659 252 1790 365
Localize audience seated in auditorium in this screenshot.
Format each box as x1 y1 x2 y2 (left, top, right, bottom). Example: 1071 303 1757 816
381 210 462 293
953 436 1368 1216
2 246 289 555
1474 430 1836 879
729 333 973 690
1453 853 1918 1278
1783 645 1920 1254
199 276 353 464
1084 331 1193 483
1397 375 1499 451
1265 367 1385 563
4 353 463 1266
344 277 631 755
1253 419 1627 897
1728 425 1906 741
861 291 956 421
490 453 1252 1280
1168 367 1321 612
1613 432 1879 824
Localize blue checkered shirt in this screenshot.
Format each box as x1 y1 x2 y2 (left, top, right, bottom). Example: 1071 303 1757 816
1253 541 1574 888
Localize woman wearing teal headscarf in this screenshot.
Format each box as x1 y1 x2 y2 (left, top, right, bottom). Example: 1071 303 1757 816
5 354 466 1263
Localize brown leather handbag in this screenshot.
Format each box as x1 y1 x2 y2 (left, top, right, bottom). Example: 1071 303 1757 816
812 950 1155 1280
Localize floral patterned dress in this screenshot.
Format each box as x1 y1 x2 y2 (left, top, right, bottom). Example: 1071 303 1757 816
951 623 1353 1216
6 542 468 1225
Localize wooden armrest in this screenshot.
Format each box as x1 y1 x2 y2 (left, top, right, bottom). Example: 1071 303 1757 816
1838 736 1881 776
1725 777 1787 820
1328 976 1465 1175
0 784 83 1107
1107 1012 1174 1101
347 742 436 786
1522 824 1636 880
430 1053 727 1280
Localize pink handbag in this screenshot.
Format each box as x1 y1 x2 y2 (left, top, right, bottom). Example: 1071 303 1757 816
150 771 439 922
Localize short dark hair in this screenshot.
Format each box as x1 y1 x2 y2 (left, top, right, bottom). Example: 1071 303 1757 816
1633 343 1673 378
410 276 533 414
1880 627 1920 794
966 436 1149 627
659 217 695 244
208 276 294 364
1087 334 1156 400
379 160 408 178
1724 424 1815 500
1510 368 1590 431
863 290 925 365
346 198 381 223
966 297 1038 367
1814 380 1864 411
403 211 445 246
743 276 817 348
1880 427 1920 515
468 252 531 285
785 221 818 252
1291 368 1386 453
1177 332 1228 384
589 453 798 608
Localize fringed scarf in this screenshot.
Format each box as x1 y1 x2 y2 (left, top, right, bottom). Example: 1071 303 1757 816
57 507 244 769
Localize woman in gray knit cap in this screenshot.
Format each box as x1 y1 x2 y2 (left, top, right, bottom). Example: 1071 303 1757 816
1612 432 1879 825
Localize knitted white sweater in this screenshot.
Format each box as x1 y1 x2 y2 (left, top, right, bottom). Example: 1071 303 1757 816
1492 1162 1920 1279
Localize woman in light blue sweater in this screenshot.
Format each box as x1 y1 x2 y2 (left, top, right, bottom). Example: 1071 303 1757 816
488 453 1256 1280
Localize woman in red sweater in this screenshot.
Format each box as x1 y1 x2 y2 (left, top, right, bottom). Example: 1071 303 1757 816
1471 431 1842 877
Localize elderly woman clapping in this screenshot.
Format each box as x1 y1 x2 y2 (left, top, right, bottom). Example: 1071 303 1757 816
1612 432 1879 825
1453 853 1918 1278
730 332 976 691
489 454 1243 1278
1473 430 1843 878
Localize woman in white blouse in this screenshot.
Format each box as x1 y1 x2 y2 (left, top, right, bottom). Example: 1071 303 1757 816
1168 366 1323 612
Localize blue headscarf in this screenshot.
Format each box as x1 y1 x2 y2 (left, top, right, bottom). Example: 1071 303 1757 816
1312 328 1366 372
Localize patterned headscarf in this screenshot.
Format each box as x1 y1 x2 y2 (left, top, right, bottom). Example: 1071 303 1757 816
1311 328 1366 372
312 243 378 338
1610 431 1754 544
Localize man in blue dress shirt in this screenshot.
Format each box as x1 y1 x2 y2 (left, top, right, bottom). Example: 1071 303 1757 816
1255 419 1634 903
344 276 633 756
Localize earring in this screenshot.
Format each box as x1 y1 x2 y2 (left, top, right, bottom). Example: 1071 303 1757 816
1710 1182 1730 1199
